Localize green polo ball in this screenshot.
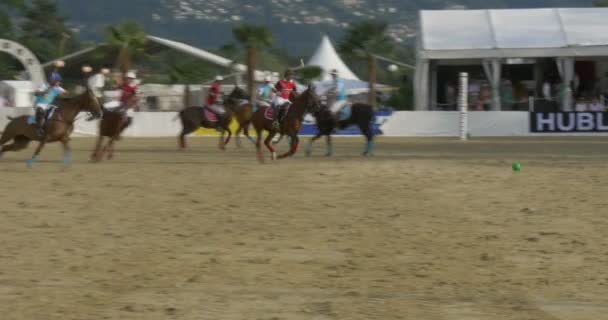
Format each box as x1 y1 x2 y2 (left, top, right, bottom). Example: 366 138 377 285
512 163 521 172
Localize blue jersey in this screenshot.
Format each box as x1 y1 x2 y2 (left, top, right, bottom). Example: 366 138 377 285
35 84 65 106
258 83 274 100
333 79 347 101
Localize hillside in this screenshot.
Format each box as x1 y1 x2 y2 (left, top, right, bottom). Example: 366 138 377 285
56 0 593 54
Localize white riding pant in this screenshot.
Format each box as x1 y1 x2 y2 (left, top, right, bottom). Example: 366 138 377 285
208 103 225 114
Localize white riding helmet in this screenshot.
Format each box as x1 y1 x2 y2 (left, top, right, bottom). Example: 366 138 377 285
126 71 137 79
264 76 272 82
215 75 224 81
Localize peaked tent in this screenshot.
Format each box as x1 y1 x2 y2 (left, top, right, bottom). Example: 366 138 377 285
308 36 360 81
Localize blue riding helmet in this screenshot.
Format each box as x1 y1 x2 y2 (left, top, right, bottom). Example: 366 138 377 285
49 72 62 83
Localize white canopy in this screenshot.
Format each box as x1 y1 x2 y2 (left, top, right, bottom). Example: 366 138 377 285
419 8 608 59
307 36 360 81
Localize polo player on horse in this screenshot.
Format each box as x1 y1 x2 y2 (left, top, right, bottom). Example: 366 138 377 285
327 69 348 122
206 75 229 123
117 71 139 128
273 69 298 129
33 71 67 138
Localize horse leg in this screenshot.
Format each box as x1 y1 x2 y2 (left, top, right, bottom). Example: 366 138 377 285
243 122 256 145
1 136 30 156
361 121 374 156
218 128 226 150
91 136 104 162
255 128 264 163
223 127 232 147
61 138 72 166
106 138 116 160
235 124 243 148
264 132 277 160
278 134 299 159
27 141 46 168
179 125 197 150
305 133 323 157
325 135 334 157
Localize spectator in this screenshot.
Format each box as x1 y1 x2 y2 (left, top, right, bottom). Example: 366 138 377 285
589 97 605 112
500 79 514 110
445 81 456 110
575 99 588 112
542 79 552 101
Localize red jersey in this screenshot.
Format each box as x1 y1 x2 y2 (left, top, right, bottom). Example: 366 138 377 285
207 82 221 106
120 83 138 105
275 79 297 100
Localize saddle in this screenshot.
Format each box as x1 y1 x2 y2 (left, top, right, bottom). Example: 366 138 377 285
28 106 57 125
203 106 220 122
264 103 290 121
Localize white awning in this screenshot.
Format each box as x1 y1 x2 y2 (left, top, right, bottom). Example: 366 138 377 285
419 8 608 59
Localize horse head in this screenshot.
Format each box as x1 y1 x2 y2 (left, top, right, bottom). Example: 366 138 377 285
82 85 103 120
301 84 321 113
228 86 249 100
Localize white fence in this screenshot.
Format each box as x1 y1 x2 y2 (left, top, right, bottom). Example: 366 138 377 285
2 107 606 138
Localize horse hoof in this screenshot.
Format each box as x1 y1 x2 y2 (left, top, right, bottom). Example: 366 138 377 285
271 152 277 161
325 153 333 157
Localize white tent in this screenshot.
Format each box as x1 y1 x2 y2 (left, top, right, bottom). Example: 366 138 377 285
415 8 608 111
307 35 360 81
0 81 34 108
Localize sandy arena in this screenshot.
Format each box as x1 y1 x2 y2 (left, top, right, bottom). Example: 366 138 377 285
1 136 608 320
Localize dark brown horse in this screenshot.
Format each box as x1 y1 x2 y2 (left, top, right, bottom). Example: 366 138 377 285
305 103 375 157
177 100 233 150
90 108 133 162
251 86 321 162
0 87 102 167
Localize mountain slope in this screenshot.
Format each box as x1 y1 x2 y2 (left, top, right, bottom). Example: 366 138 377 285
56 0 594 54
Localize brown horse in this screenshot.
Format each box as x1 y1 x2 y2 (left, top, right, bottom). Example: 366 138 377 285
90 108 133 162
177 100 233 150
251 86 321 162
0 87 102 167
222 86 256 147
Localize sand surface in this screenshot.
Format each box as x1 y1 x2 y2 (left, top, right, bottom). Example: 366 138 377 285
1 136 607 319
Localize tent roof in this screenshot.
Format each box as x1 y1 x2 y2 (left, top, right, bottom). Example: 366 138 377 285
1 80 34 91
419 8 608 59
307 36 360 81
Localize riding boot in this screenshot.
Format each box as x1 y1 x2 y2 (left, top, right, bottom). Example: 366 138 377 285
272 107 281 130
35 108 46 137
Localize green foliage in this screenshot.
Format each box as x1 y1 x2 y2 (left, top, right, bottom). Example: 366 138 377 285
339 21 394 57
594 0 608 6
232 24 273 49
296 66 322 84
19 0 78 61
104 21 147 72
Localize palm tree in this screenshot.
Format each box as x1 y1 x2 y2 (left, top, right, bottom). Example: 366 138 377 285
104 21 147 75
232 24 273 105
296 66 322 85
339 21 394 108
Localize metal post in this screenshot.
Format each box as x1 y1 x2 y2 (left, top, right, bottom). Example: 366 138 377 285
459 72 469 141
